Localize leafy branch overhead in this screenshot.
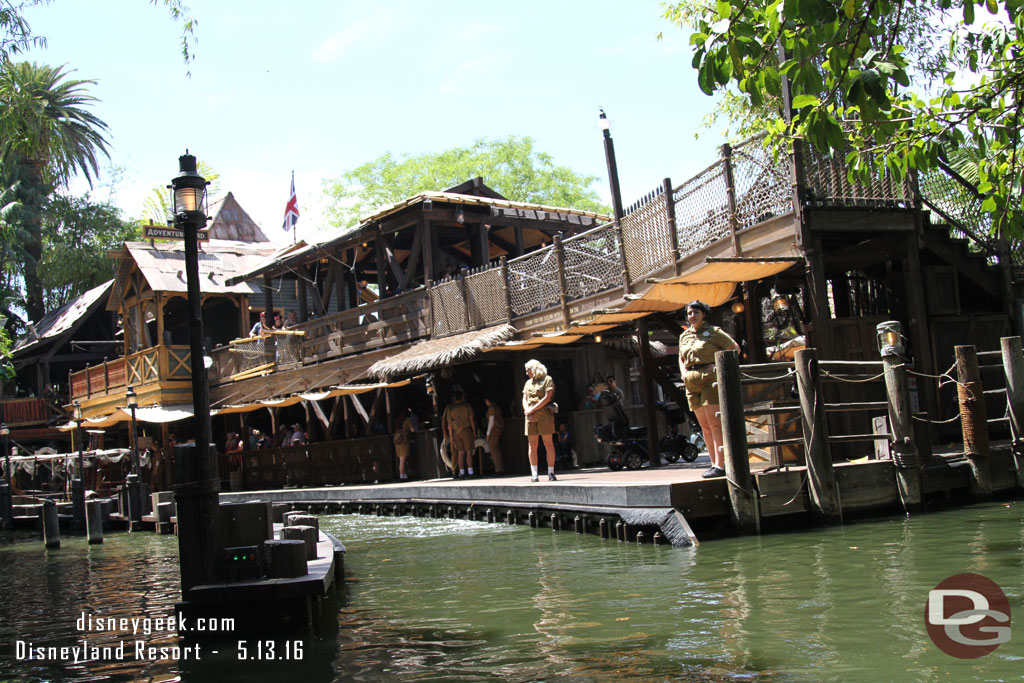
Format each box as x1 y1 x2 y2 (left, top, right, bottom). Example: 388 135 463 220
665 0 1024 235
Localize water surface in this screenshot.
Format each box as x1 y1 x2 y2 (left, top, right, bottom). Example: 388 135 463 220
0 502 1021 681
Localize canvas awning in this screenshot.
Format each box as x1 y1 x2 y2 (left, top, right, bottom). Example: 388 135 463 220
488 256 802 351
211 379 413 415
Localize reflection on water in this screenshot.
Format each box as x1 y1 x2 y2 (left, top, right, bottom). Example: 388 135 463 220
1 502 1022 682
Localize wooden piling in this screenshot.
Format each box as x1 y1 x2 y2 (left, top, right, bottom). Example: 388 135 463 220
86 500 104 544
881 352 924 511
956 345 992 499
794 349 842 524
999 336 1024 490
715 349 759 534
42 499 60 549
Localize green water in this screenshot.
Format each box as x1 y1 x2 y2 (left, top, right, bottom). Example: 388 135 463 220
0 502 1021 682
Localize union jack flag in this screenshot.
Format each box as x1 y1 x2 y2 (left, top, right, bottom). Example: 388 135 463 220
282 171 300 232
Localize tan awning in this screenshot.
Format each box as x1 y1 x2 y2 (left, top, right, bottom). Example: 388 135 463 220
663 257 802 285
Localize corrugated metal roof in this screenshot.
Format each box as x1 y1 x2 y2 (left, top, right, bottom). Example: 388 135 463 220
11 280 114 357
124 239 277 296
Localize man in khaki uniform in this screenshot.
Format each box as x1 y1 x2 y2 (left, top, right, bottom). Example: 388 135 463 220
484 396 505 474
443 390 478 479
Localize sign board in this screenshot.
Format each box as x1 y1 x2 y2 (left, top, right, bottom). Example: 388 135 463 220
143 225 210 241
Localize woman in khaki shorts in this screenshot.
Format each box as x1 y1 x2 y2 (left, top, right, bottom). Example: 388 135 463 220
522 359 557 482
678 300 739 479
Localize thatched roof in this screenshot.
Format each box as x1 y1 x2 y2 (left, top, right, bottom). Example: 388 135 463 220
368 324 516 379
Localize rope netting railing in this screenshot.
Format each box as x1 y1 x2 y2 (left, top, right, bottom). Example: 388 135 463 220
801 144 915 208
429 279 468 337
465 267 508 329
562 223 624 300
915 164 1017 270
672 159 732 255
620 186 675 280
507 246 561 317
731 135 793 228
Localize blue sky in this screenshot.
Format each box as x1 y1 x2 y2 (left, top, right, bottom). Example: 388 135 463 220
22 0 724 244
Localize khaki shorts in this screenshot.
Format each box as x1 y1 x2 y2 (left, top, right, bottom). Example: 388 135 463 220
525 407 555 436
450 428 475 455
684 368 718 411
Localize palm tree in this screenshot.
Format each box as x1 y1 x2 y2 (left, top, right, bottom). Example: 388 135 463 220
0 61 109 324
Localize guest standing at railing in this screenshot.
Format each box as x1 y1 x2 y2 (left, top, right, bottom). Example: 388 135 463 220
522 359 557 482
249 312 266 337
678 300 740 479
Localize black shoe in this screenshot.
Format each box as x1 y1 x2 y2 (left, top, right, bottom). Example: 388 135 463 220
548 472 557 481
701 466 725 479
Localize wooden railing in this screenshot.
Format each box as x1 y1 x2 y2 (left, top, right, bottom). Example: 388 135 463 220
69 345 192 399
0 397 64 425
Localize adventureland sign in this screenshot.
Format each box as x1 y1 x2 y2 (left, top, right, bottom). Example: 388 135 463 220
143 225 210 241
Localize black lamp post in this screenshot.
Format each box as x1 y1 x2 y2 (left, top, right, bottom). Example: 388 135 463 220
72 400 85 530
598 108 625 223
1 422 9 485
169 151 221 595
0 422 11 530
125 385 142 525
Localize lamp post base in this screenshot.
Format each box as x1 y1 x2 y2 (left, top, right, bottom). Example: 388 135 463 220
126 473 143 526
71 478 85 532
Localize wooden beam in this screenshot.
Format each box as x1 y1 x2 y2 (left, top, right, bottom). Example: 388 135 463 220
401 223 423 290
422 218 435 283
297 271 309 323
514 226 525 256
375 232 389 293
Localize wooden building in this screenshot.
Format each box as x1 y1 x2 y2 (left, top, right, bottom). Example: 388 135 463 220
61 137 1023 484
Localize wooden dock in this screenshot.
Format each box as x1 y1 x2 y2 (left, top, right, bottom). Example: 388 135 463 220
219 445 1020 547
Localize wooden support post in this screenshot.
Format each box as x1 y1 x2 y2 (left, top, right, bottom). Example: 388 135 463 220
264 276 274 320
499 256 513 322
955 345 992 499
903 231 937 418
794 348 841 524
881 350 924 512
422 219 436 284
637 319 661 468
615 223 632 294
720 143 742 257
1000 336 1024 490
715 349 759 534
663 177 681 276
553 235 571 329
297 274 308 323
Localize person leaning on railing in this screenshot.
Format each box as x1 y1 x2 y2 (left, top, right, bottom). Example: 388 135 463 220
678 300 739 479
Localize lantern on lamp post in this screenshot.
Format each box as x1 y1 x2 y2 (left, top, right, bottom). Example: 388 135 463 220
169 151 222 594
876 321 905 358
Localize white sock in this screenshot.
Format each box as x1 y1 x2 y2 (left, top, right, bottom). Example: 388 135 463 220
459 469 466 476
530 465 538 477
468 467 475 475
548 466 555 474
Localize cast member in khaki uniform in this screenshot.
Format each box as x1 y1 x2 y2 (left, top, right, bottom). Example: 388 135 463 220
484 397 505 474
443 390 477 478
678 300 740 478
393 408 414 480
522 359 557 481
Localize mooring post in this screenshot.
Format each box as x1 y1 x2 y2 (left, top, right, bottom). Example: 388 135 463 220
794 348 842 524
955 345 992 499
1000 336 1024 490
879 323 924 512
42 499 60 549
0 482 11 531
715 349 760 534
86 499 104 544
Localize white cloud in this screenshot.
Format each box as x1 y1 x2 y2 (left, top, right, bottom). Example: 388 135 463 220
311 22 373 63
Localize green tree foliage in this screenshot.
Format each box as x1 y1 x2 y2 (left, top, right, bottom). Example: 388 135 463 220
0 61 109 324
40 194 138 310
665 0 1024 235
323 136 610 230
